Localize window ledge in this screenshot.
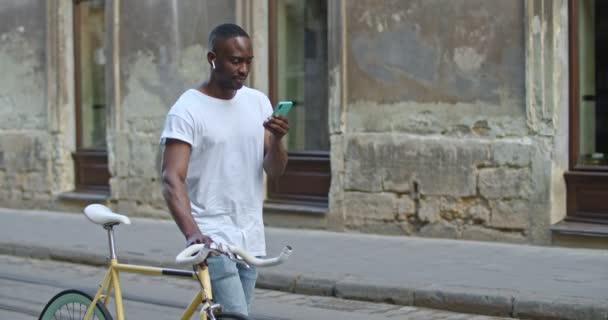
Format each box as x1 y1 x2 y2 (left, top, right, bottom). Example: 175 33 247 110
57 190 109 202
264 201 327 216
550 220 608 238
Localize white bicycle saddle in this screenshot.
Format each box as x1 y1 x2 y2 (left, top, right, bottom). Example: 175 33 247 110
84 204 131 226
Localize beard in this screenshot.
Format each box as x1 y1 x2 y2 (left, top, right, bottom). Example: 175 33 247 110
218 76 244 90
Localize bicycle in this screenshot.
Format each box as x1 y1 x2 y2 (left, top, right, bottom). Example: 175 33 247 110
38 204 293 320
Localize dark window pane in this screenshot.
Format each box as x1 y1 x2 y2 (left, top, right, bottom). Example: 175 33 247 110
577 0 608 166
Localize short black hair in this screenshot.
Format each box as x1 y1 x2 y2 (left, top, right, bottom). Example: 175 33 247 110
208 23 250 51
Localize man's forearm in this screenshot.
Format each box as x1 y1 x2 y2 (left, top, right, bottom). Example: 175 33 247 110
162 178 200 238
264 137 288 177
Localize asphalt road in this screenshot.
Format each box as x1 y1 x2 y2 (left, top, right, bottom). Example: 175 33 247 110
0 255 512 320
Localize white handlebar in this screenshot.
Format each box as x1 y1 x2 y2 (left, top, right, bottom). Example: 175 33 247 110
227 244 293 267
175 243 293 267
175 244 213 266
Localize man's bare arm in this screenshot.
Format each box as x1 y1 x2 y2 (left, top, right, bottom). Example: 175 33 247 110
161 139 212 246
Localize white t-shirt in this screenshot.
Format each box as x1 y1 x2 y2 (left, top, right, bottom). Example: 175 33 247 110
160 87 273 256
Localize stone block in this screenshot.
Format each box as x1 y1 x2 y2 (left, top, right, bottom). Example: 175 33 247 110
129 177 164 203
294 273 338 296
116 200 137 216
491 140 533 167
109 178 124 199
397 196 416 215
489 199 529 229
22 191 33 200
256 269 298 292
418 198 441 223
345 135 489 196
329 134 345 177
13 244 51 260
415 286 513 316
461 225 526 243
478 168 531 199
344 192 397 220
328 135 346 230
0 134 45 172
335 278 414 305
132 204 170 219
344 138 384 192
466 204 490 223
355 221 411 235
418 221 460 239
129 136 162 178
24 173 49 193
347 103 444 134
513 296 608 320
112 132 130 177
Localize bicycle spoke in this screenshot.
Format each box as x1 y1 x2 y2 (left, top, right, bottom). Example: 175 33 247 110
50 302 93 320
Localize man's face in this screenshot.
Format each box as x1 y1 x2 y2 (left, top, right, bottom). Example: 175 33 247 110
212 36 253 90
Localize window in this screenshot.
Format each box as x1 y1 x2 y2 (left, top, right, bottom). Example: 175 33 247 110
565 0 608 223
73 0 109 193
573 0 608 168
268 0 330 208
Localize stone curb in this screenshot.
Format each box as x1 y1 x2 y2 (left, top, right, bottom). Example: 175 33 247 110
2 242 607 320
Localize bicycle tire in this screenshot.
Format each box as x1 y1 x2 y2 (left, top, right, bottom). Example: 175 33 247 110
39 289 113 320
214 311 250 320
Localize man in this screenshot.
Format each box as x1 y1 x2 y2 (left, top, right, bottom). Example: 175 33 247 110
160 23 289 316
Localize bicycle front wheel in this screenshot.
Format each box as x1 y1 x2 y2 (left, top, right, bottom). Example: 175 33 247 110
214 311 250 320
39 289 113 320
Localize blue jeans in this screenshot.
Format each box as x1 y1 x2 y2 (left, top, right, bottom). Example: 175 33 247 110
207 255 258 316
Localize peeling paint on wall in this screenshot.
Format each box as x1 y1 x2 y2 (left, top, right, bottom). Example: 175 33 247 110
0 29 45 130
346 0 525 106
453 47 485 73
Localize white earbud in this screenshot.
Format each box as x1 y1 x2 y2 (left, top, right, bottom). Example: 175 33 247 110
211 60 216 69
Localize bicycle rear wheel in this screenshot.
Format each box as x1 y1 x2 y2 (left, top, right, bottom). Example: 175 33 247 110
39 289 112 320
215 311 250 320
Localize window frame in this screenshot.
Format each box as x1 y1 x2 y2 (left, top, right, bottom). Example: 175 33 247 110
266 0 331 208
72 0 110 193
568 0 608 172
565 0 608 224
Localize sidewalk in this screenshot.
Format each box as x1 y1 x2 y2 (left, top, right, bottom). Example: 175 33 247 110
1 207 607 320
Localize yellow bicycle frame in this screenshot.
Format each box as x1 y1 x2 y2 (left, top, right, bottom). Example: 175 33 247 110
84 258 213 320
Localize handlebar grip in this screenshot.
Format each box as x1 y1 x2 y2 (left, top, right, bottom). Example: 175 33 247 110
175 244 209 265
228 245 293 267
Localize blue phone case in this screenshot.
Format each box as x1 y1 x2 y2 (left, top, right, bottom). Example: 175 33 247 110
273 101 293 116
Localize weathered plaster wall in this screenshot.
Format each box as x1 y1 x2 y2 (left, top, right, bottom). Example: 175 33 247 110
0 1 51 207
526 1 569 226
330 0 562 244
110 1 236 217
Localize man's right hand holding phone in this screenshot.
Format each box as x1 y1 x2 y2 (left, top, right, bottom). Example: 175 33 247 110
263 114 289 140
263 101 291 177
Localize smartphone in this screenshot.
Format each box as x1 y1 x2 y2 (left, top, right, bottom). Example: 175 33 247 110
273 101 293 117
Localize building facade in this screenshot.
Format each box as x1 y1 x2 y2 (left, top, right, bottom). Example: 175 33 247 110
0 0 605 248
